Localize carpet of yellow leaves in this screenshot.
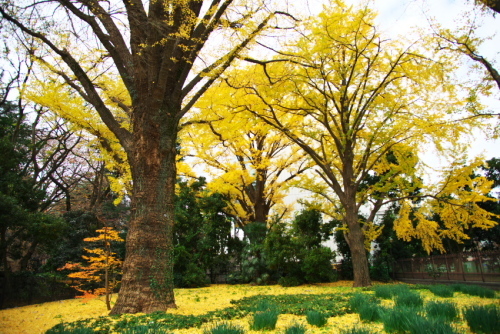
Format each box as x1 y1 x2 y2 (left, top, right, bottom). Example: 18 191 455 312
0 281 497 334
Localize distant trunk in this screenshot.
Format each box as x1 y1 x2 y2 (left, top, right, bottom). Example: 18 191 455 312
110 108 178 315
252 170 271 224
0 226 10 308
19 240 38 271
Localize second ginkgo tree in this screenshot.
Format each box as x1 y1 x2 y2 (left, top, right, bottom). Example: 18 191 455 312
183 95 310 228
222 0 498 286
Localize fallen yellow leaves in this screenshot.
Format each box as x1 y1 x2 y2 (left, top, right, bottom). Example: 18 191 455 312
0 281 496 334
0 297 110 334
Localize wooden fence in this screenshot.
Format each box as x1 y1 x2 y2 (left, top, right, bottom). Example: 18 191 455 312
393 250 500 283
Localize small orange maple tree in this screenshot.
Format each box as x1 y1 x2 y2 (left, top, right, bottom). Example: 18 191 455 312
59 227 124 310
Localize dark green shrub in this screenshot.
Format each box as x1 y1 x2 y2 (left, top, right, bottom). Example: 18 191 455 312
370 262 392 282
424 301 458 322
46 326 95 334
428 285 454 298
3 271 76 308
394 290 423 308
250 309 280 330
406 316 459 334
253 300 278 313
284 323 307 334
463 304 500 334
278 276 303 287
340 327 377 334
226 273 245 285
302 247 337 283
382 306 459 334
374 284 410 299
391 284 411 296
460 285 495 298
250 300 280 330
451 283 466 292
373 285 394 299
349 293 374 312
122 324 169 334
306 310 328 327
175 262 209 288
255 273 271 286
382 306 423 333
203 322 245 334
358 302 383 322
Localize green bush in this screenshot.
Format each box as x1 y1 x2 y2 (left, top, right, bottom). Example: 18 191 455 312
252 300 277 313
226 273 245 285
306 310 328 327
382 306 423 333
373 285 394 299
203 322 245 334
394 290 423 308
3 271 76 308
358 302 383 322
175 262 210 288
406 316 459 334
370 262 392 282
340 327 378 334
374 284 410 299
302 247 337 283
349 293 375 312
278 276 303 287
249 300 280 330
382 305 459 334
250 309 280 330
46 326 95 334
424 301 458 322
284 323 307 334
122 324 169 334
463 304 500 334
453 284 496 298
428 285 454 298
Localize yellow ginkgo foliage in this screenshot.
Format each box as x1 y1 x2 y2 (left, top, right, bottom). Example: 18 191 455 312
27 73 195 203
183 81 310 227
219 0 497 287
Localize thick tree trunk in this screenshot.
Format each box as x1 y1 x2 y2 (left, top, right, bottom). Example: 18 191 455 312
348 226 371 287
345 207 371 287
110 112 178 315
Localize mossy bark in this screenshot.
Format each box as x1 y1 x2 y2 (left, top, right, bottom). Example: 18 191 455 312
110 110 178 315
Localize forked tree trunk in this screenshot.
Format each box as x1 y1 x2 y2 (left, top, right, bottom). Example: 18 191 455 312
110 113 178 315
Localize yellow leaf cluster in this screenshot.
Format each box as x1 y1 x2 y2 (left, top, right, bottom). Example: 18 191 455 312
184 79 309 225
59 227 123 298
395 158 498 253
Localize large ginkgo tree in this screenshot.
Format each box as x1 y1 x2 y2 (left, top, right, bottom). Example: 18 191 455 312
0 0 295 314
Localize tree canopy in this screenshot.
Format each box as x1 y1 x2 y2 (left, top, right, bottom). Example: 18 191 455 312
0 0 298 314
217 0 498 286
